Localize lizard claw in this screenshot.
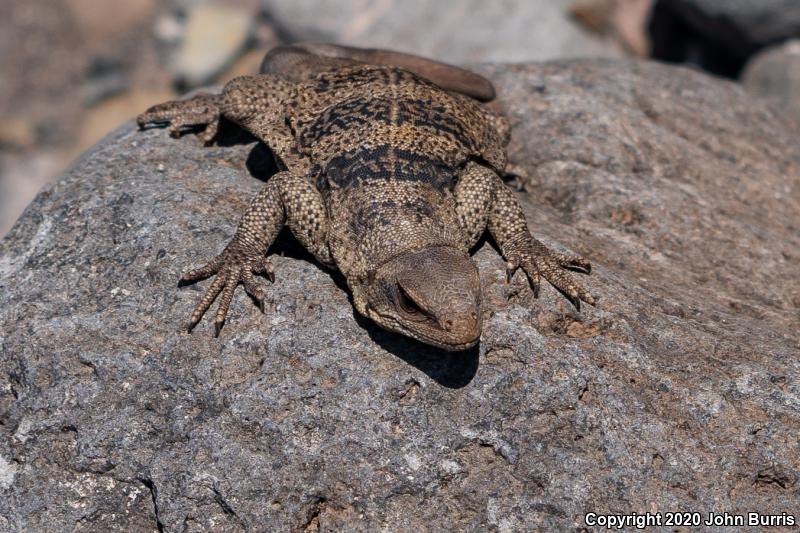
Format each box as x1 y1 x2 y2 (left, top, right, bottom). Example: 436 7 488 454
505 262 516 284
560 290 581 312
553 252 592 274
255 258 276 283
506 259 541 298
179 241 274 335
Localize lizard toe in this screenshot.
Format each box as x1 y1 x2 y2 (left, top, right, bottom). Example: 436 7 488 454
213 269 240 336
242 270 267 313
553 252 592 274
508 245 596 311
253 258 276 283
179 253 225 285
506 258 542 298
187 273 226 332
137 94 222 141
537 256 595 310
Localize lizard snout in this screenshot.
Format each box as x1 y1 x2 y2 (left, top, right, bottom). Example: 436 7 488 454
438 309 480 336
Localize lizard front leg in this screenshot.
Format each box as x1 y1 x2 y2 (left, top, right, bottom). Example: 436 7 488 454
181 171 331 335
455 162 594 310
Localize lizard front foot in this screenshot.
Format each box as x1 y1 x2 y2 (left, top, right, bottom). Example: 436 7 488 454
179 241 275 336
505 239 595 311
137 93 222 145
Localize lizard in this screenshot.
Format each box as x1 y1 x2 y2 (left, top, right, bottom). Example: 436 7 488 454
136 43 595 351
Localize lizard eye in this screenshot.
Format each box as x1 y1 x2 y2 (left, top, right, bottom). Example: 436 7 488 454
397 285 421 315
396 285 434 323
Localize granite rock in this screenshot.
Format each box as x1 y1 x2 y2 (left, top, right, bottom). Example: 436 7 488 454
1 59 799 531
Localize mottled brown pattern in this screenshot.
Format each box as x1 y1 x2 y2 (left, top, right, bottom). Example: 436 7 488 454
136 44 595 350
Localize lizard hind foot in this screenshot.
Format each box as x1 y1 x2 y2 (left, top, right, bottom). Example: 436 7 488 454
179 244 274 336
136 93 222 145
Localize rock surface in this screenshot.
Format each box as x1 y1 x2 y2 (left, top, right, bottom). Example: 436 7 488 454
0 0 173 238
1 59 799 531
259 0 623 63
742 39 800 124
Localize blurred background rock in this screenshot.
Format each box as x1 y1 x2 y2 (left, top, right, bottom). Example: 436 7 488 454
0 0 797 237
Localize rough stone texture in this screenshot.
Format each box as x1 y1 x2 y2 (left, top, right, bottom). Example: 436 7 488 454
742 39 800 124
260 0 623 63
2 59 800 531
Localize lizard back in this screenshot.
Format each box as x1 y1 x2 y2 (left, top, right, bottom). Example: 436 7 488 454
290 65 487 195
284 64 492 279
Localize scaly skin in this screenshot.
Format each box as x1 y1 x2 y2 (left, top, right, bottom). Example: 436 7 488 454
137 44 595 351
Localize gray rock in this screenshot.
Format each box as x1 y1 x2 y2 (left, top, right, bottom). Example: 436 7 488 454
1 59 800 531
260 0 623 63
742 39 800 123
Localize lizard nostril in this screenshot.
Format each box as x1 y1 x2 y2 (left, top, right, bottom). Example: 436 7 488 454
444 318 454 331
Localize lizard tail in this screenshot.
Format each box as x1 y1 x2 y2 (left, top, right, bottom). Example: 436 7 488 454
260 43 496 102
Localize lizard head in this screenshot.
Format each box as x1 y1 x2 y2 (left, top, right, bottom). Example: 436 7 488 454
358 246 482 351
